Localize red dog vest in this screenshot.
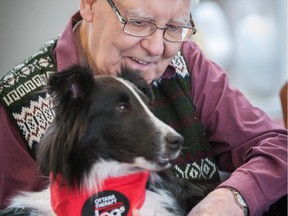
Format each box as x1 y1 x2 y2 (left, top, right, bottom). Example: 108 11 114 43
50 171 149 216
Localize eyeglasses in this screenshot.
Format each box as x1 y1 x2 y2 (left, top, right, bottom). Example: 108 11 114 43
107 0 197 43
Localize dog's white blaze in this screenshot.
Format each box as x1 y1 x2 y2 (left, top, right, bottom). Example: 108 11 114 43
115 77 180 155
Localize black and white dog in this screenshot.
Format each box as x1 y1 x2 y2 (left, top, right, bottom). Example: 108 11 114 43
6 66 214 216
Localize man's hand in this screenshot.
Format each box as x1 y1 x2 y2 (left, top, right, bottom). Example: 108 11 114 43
188 188 245 216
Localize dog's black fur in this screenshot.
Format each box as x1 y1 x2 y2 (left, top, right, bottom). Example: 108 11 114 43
4 65 216 216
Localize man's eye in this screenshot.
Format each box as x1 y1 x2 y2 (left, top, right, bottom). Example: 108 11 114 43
166 25 181 31
129 20 150 27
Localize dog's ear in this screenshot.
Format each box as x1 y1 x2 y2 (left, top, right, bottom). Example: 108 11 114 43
40 65 95 180
118 65 154 102
48 65 95 99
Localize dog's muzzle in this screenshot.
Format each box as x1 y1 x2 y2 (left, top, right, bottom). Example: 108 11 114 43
157 132 184 167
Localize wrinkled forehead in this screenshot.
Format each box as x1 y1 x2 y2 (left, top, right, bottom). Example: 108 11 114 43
115 0 193 23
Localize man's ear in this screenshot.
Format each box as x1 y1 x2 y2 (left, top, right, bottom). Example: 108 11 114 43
80 0 96 22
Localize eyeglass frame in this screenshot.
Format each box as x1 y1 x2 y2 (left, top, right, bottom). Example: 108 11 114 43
106 0 197 43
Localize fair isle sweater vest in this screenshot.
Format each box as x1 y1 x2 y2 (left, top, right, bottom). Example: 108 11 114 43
151 52 219 182
0 38 58 158
0 38 219 182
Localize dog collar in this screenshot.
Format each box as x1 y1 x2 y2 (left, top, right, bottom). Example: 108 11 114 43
50 171 150 216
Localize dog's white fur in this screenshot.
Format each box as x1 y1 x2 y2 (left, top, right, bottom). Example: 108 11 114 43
9 188 52 216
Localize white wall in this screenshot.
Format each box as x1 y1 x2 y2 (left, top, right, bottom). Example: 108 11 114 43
0 0 79 74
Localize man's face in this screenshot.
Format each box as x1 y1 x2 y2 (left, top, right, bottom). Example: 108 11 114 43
80 0 191 83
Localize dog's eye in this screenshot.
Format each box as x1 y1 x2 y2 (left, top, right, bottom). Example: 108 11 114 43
115 103 129 113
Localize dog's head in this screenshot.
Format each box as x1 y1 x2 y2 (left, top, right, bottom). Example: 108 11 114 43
38 65 183 186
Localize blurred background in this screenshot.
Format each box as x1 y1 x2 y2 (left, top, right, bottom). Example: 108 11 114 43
0 0 287 125
0 0 79 73
192 0 287 125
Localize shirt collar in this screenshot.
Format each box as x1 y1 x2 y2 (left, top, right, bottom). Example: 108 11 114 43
54 11 82 71
162 64 177 79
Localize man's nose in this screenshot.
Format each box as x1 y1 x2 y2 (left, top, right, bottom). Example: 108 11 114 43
140 30 165 56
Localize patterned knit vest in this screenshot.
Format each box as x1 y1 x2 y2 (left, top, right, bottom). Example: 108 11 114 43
151 51 219 182
0 38 58 158
0 39 219 182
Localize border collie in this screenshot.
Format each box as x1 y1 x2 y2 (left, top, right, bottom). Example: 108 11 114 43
5 65 214 216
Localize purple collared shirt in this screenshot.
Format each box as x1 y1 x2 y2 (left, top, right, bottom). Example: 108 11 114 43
0 12 287 215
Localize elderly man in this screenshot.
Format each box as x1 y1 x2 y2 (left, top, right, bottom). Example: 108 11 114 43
0 0 286 215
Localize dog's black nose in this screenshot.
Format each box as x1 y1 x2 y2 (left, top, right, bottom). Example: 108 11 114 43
166 133 184 150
